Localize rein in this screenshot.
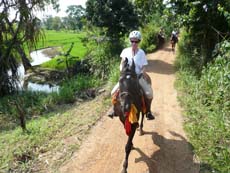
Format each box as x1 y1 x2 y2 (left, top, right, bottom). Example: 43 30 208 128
119 91 129 98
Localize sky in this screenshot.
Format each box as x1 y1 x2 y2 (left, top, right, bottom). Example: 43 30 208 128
38 0 87 18
7 0 87 20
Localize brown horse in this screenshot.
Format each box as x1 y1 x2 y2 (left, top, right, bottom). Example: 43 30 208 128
170 34 178 52
115 58 145 173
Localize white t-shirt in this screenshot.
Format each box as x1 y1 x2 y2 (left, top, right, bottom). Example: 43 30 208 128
120 47 148 75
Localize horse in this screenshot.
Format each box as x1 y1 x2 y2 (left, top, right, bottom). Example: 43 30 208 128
157 32 165 49
170 34 178 52
117 58 145 173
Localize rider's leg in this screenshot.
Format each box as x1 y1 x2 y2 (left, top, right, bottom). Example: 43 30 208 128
139 77 155 120
171 41 174 51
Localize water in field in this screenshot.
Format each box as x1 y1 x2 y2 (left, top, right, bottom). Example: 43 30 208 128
18 48 59 93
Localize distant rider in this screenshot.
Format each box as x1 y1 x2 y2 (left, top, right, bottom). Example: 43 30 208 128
170 31 178 51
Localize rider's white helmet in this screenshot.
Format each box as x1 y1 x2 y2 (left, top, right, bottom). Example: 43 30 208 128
129 30 141 40
172 31 176 35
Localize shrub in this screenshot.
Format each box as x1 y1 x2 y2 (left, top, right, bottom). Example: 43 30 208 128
141 23 159 53
176 40 230 172
175 29 205 74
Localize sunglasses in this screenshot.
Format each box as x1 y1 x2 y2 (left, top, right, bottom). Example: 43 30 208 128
130 40 140 43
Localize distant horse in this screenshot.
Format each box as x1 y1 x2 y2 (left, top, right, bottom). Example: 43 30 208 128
170 34 178 52
157 32 165 49
116 58 145 173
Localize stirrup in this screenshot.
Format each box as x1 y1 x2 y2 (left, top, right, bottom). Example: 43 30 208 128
146 112 155 120
107 111 115 119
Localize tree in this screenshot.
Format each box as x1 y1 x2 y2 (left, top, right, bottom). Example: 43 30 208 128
168 0 230 67
52 16 62 31
43 15 54 30
86 0 139 39
134 0 165 25
66 5 85 30
43 15 62 30
85 0 139 57
0 0 59 96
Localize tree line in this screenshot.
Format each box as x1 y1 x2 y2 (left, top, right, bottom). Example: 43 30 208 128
42 5 85 31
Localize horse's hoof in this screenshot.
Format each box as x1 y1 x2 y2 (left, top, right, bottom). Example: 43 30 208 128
121 169 127 173
139 130 144 136
146 112 155 120
131 144 135 150
107 111 115 119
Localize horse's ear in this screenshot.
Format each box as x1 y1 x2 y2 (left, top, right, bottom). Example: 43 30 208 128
124 57 128 67
121 57 129 72
131 59 135 73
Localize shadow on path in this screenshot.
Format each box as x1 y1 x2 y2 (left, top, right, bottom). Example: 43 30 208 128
134 131 200 173
146 59 175 75
161 47 173 52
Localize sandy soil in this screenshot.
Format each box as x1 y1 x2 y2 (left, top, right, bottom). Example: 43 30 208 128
59 44 200 173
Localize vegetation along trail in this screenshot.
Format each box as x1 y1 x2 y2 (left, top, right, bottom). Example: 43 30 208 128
59 44 200 173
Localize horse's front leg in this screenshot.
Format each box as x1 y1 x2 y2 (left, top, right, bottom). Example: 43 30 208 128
121 124 136 173
139 112 144 136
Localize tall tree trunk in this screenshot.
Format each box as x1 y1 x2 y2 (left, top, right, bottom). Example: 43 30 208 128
18 46 32 72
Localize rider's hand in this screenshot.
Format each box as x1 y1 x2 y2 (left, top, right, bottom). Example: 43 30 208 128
142 72 148 80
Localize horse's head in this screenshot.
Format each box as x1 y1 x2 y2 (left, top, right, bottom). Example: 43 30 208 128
119 58 140 113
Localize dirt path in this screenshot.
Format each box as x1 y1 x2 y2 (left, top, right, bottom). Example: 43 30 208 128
59 44 200 173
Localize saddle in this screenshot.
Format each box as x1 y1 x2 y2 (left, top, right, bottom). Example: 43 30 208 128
111 89 146 115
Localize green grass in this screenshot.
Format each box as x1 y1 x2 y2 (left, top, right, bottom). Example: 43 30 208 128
175 39 230 173
0 99 109 172
0 29 120 172
37 30 87 58
33 30 88 70
0 75 108 172
175 67 230 172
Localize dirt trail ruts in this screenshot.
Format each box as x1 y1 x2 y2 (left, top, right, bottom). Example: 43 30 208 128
59 44 200 173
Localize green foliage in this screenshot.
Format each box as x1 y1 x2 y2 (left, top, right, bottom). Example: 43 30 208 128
140 23 159 53
86 0 139 39
107 61 120 89
65 5 85 30
52 75 102 104
134 0 165 25
0 92 47 131
52 84 75 104
44 16 62 31
218 4 230 27
168 0 230 67
175 29 205 74
37 30 87 70
37 30 87 58
176 40 230 172
0 97 104 173
83 27 122 79
0 75 102 129
0 0 60 96
198 41 230 112
88 42 119 79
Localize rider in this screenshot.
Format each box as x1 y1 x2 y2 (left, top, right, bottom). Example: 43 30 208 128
170 31 178 43
108 30 155 120
170 30 178 51
157 27 165 49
